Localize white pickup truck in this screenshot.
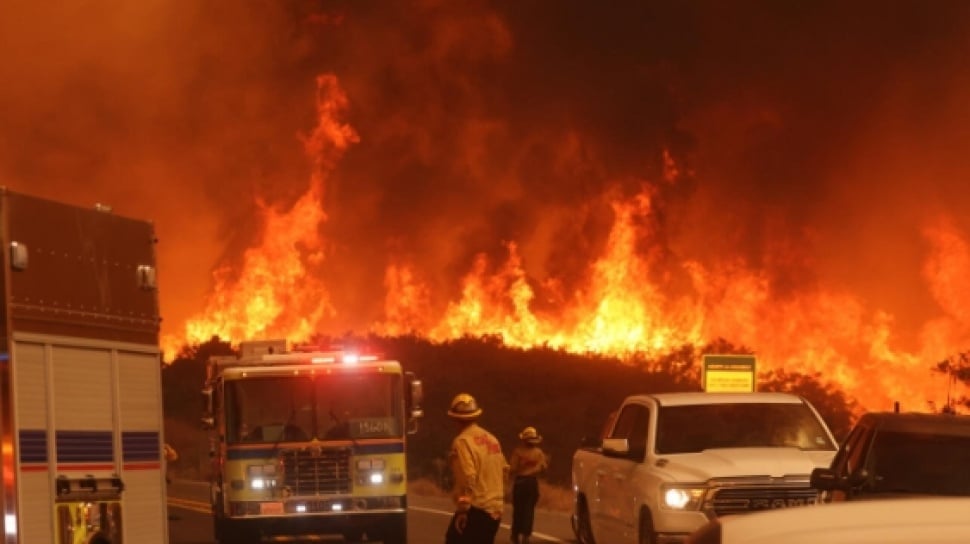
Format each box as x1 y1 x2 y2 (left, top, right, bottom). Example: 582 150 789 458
571 392 838 544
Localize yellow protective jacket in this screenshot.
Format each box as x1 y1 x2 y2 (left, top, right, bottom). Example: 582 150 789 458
508 444 548 478
449 423 508 516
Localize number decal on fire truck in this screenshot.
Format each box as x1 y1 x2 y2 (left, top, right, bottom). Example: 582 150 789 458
352 418 396 438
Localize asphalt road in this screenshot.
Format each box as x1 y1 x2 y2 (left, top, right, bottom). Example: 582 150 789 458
167 480 576 543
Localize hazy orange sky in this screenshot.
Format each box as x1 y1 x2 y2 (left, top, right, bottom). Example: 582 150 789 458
4 1 970 409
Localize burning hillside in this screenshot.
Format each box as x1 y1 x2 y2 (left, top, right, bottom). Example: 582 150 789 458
159 71 969 413
4 2 970 411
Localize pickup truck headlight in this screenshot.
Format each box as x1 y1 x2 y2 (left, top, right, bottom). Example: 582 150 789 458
661 486 706 510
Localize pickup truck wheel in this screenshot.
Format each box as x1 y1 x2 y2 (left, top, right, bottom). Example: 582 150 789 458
638 509 656 544
573 496 596 544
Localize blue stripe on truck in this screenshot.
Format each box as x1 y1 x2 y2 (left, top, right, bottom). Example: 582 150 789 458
19 429 47 463
55 430 113 463
24 430 162 463
122 431 160 461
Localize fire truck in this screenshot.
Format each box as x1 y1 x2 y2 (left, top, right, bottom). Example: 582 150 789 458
0 189 167 543
202 339 424 543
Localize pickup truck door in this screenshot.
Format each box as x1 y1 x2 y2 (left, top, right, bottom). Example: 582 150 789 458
831 423 875 501
600 403 651 543
830 422 874 501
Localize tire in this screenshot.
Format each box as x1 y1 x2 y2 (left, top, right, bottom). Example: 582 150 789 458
211 492 226 543
638 508 655 544
573 496 596 544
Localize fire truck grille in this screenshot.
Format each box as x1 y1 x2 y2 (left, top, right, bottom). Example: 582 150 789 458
281 447 352 495
709 486 819 516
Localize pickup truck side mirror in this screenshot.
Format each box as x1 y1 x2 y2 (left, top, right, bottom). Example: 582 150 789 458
602 438 629 458
810 467 837 491
603 438 645 461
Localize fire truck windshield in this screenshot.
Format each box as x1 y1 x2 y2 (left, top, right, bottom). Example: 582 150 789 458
225 373 403 444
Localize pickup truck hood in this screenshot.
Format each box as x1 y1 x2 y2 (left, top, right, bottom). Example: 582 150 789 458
657 448 835 481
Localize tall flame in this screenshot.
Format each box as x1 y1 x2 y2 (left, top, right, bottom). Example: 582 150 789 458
161 75 359 358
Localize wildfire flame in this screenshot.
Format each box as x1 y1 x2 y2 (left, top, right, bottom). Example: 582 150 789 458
163 75 358 356
163 74 970 413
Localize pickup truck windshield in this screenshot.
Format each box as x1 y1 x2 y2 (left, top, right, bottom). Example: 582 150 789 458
224 373 403 444
656 402 835 454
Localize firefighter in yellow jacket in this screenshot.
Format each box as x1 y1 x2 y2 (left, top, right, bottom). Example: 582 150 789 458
446 393 509 544
508 427 548 544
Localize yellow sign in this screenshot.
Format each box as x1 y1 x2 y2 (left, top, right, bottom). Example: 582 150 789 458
703 354 756 392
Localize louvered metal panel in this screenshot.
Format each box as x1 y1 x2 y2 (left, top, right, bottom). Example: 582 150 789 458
117 350 162 432
52 346 112 431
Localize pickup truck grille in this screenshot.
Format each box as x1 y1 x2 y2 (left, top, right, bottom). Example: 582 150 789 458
280 447 352 495
709 487 819 516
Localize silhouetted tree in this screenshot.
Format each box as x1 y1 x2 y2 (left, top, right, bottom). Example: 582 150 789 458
933 352 970 412
162 336 235 422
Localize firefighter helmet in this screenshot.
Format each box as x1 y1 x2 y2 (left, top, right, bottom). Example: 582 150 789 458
448 393 482 420
519 426 542 444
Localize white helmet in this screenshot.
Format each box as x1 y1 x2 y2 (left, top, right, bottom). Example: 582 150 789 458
519 426 542 444
448 393 482 420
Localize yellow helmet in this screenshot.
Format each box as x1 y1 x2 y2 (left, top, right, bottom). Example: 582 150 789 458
448 393 482 420
519 426 542 444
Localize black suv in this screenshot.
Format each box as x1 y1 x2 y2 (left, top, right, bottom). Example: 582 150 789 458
811 411 970 500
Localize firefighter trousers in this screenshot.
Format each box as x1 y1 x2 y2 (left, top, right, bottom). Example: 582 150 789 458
445 506 500 544
511 476 539 538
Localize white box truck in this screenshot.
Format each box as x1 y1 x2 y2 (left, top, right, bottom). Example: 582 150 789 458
0 188 167 543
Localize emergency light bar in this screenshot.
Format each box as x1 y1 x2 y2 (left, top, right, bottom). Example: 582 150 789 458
211 340 386 368
259 352 379 364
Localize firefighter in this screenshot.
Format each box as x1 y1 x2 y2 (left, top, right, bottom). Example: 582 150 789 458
163 443 178 484
445 393 509 544
508 426 548 544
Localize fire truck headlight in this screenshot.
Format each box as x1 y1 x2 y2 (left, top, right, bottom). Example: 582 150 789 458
356 458 389 485
247 464 279 490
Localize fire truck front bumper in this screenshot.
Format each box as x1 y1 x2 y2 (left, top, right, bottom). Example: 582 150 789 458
225 498 407 540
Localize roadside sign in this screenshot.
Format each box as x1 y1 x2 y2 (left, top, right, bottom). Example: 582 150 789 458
703 354 756 392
